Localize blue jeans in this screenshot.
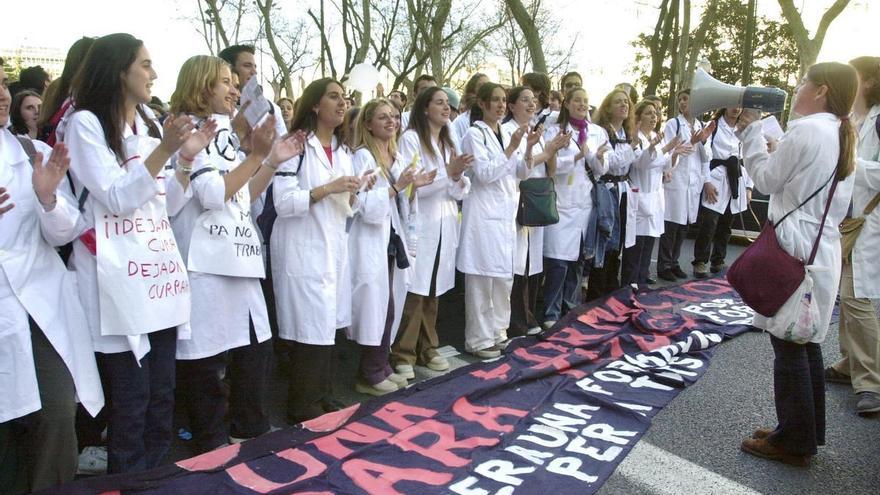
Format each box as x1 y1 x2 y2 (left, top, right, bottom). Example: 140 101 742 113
542 257 583 322
96 327 177 474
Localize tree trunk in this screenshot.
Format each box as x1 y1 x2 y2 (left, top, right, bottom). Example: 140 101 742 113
666 0 681 118
777 0 851 76
673 0 691 92
645 0 675 97
741 0 757 84
256 0 293 98
684 0 717 87
505 0 547 73
429 0 453 84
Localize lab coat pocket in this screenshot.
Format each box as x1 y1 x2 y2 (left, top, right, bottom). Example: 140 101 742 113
284 240 324 277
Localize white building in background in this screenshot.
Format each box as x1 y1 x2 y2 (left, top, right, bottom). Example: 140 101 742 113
0 45 66 79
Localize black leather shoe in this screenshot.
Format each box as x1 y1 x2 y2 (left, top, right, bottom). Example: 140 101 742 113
657 269 676 282
672 266 688 279
646 277 657 285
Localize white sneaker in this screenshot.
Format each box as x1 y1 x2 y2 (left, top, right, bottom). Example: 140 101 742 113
76 446 107 476
426 355 450 371
470 348 501 360
527 326 542 335
386 372 408 387
356 379 399 396
395 364 415 379
542 320 557 330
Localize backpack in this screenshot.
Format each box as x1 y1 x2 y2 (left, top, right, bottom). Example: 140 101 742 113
256 153 305 244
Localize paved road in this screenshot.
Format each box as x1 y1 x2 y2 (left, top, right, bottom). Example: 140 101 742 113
167 239 880 494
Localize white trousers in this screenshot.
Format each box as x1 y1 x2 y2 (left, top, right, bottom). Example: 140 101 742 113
464 274 513 352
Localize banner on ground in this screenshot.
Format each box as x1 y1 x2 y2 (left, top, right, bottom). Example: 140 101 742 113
50 278 755 495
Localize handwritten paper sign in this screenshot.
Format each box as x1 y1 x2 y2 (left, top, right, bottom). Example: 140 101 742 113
95 136 191 336
187 190 266 278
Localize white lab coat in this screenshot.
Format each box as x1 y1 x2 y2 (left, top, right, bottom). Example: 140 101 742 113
502 119 545 276
392 129 470 296
0 132 103 423
457 121 524 278
663 115 711 224
347 149 412 346
271 133 354 344
740 113 854 343
604 127 640 249
450 111 472 150
851 104 880 299
632 130 671 237
542 121 609 261
171 114 271 360
60 107 190 360
703 117 754 215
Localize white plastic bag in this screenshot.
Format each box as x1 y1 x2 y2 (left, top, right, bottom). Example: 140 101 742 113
765 266 824 344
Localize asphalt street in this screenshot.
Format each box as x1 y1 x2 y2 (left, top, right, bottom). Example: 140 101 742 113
166 238 880 495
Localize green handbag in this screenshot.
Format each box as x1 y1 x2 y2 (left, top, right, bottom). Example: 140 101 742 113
516 177 559 227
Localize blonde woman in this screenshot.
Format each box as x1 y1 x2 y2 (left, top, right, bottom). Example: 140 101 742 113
168 55 304 451
278 97 295 132
348 99 434 395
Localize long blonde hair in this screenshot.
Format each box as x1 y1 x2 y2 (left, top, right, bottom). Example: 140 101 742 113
807 62 858 181
351 99 399 172
169 55 230 117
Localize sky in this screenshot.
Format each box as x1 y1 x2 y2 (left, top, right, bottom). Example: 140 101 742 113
0 0 876 101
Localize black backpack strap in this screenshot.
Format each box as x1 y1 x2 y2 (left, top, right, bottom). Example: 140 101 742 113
15 136 38 165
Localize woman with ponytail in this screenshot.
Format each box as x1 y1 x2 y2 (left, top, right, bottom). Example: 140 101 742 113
736 62 857 466
825 56 880 415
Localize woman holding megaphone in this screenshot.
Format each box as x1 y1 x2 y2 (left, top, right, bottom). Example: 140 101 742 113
735 62 857 467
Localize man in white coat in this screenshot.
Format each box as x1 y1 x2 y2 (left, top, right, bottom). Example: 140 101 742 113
0 63 103 491
692 107 754 278
657 89 713 281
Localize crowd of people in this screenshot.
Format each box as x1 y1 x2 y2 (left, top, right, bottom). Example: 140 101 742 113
1 31 878 492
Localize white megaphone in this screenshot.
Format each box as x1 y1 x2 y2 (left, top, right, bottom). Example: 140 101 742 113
690 68 787 115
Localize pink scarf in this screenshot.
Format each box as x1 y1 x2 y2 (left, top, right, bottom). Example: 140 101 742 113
569 117 588 146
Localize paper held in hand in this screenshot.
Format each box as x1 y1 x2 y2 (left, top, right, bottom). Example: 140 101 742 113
240 77 272 128
761 115 785 141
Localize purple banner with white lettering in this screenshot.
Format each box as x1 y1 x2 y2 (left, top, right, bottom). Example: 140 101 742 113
46 277 756 495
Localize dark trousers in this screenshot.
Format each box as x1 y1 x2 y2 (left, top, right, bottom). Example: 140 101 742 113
0 320 77 494
621 235 656 285
285 341 335 424
542 257 582 322
768 336 826 456
658 221 689 272
177 319 271 452
510 243 541 337
392 241 442 367
693 204 733 267
588 192 627 301
96 327 177 474
359 258 395 385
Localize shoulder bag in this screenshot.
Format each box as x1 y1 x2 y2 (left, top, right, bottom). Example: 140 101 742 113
727 168 839 318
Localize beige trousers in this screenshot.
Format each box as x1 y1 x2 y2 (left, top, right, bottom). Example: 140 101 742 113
833 263 880 394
